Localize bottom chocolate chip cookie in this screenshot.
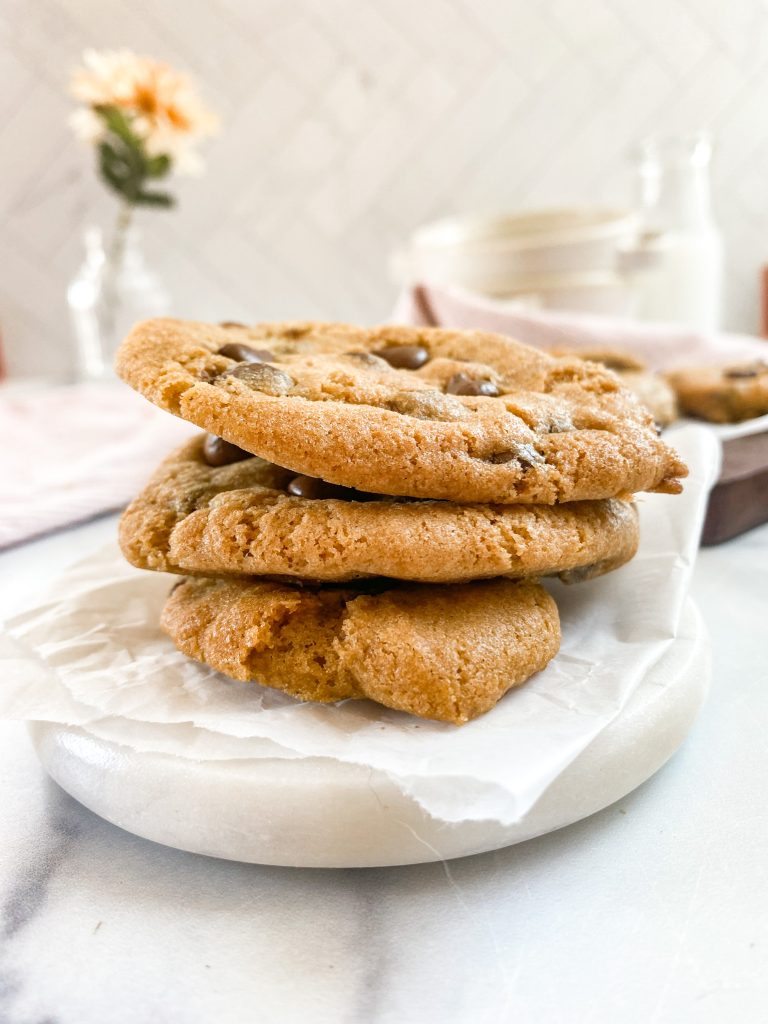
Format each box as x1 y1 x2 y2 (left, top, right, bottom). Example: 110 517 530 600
161 576 561 725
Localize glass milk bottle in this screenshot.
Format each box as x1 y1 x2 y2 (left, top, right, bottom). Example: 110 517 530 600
630 134 723 333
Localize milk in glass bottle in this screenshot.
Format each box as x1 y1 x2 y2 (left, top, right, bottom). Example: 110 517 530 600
630 134 723 333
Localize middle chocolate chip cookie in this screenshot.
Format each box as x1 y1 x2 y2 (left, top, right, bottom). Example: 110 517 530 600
120 435 640 584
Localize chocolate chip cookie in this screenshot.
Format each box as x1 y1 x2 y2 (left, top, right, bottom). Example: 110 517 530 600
116 319 687 503
666 361 768 423
552 347 678 427
161 576 561 724
120 435 640 584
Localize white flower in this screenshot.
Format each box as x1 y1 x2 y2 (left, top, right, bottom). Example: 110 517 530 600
70 49 217 174
68 107 103 143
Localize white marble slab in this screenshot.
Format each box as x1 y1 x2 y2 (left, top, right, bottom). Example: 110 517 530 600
1 515 767 1023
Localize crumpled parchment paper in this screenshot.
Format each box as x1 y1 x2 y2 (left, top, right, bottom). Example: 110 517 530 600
0 426 718 825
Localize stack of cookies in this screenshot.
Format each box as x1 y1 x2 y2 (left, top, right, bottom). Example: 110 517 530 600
115 320 687 725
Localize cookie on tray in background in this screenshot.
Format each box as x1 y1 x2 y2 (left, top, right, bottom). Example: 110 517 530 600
666 361 768 423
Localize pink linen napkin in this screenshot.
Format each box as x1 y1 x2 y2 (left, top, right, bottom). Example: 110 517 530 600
0 382 196 550
393 283 768 369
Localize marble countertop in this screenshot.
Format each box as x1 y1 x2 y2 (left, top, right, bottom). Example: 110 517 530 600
1 514 767 1024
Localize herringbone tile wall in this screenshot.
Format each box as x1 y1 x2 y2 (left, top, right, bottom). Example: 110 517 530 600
3 0 768 376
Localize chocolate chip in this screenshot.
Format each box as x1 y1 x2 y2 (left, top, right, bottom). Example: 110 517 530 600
386 391 467 421
724 361 768 379
202 434 252 467
445 373 499 397
219 321 247 329
544 415 574 434
557 563 601 584
287 475 371 501
222 363 294 395
218 342 275 363
488 443 543 468
343 351 389 367
373 344 430 369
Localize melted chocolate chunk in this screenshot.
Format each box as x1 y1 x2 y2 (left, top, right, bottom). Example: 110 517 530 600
222 362 294 395
386 391 467 421
202 434 252 467
373 344 430 369
557 563 602 584
342 351 389 367
544 415 574 434
445 372 499 397
488 443 542 468
218 342 276 363
287 475 374 501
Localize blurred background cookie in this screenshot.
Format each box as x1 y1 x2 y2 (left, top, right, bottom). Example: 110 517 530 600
666 362 768 424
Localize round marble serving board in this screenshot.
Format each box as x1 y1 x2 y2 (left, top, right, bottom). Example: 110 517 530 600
30 599 709 869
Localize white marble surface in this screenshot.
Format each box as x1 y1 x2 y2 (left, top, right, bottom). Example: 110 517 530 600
1 514 767 1023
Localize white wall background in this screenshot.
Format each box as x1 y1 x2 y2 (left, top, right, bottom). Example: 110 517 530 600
3 0 768 377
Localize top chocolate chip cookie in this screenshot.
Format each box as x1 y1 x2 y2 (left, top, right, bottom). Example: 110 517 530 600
116 319 687 503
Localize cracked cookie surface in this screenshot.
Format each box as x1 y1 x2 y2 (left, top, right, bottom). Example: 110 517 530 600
116 318 687 502
161 575 561 725
120 435 640 584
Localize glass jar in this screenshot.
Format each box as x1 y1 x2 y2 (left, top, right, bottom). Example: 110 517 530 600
68 212 171 380
629 134 723 333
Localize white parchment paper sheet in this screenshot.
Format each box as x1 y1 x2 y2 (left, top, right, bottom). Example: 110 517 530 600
0 426 717 825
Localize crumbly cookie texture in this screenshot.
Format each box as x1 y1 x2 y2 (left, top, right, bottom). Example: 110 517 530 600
120 435 639 584
552 347 678 426
161 576 561 725
666 361 768 423
116 318 687 503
